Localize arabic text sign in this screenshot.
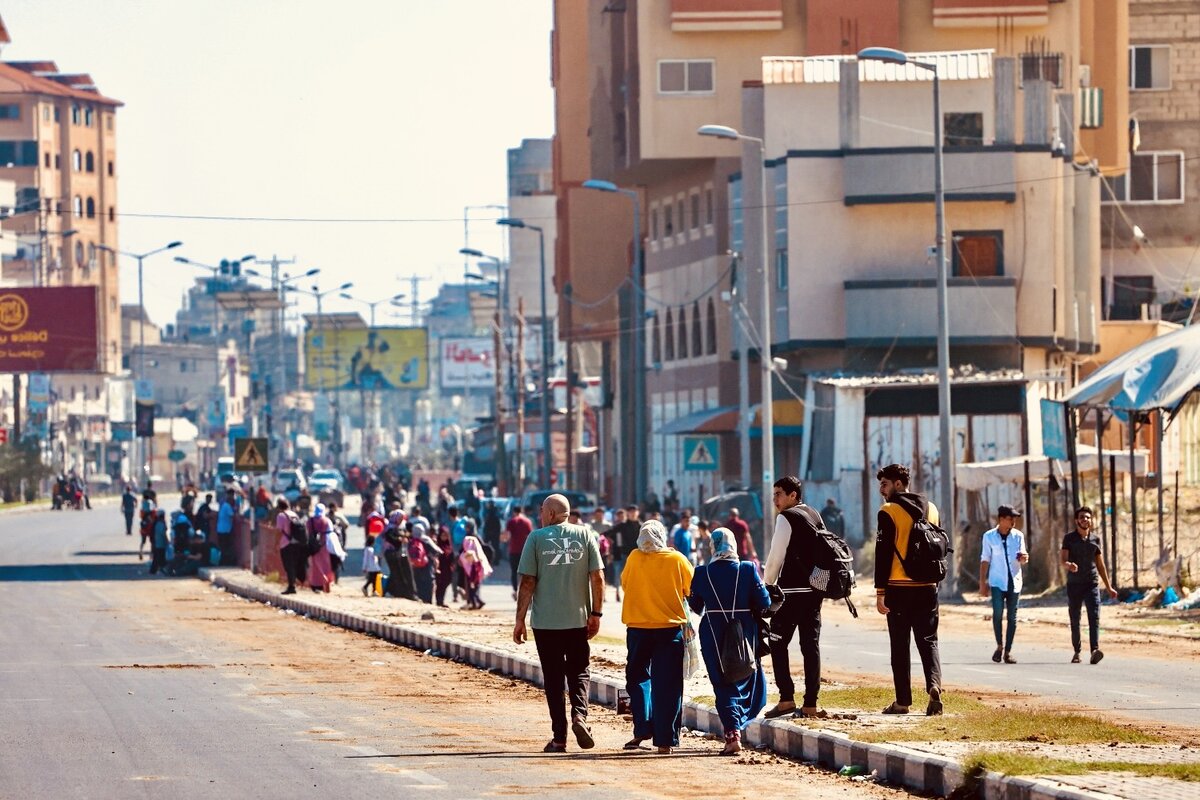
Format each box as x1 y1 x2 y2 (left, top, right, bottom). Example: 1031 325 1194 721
304 327 428 391
440 337 494 389
0 287 99 373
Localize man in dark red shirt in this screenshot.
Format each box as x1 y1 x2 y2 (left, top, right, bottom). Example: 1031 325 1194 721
506 505 535 597
726 507 757 562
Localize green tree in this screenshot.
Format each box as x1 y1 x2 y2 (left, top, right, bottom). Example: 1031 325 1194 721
0 442 54 503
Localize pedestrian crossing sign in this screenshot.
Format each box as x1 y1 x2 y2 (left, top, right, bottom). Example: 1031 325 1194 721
682 436 719 472
234 437 269 473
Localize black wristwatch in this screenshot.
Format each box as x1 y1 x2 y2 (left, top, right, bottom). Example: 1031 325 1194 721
590 611 603 618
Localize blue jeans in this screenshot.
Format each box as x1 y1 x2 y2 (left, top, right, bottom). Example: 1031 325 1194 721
990 587 1020 652
625 627 684 747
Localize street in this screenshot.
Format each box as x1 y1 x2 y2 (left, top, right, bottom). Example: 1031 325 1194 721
0 507 913 799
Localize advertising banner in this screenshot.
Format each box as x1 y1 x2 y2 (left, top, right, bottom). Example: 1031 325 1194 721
440 337 494 389
1040 398 1068 460
0 287 99 373
304 327 428 391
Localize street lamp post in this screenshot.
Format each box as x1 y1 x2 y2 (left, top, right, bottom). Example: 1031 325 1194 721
697 125 775 545
857 46 955 594
175 254 256 397
99 240 183 483
288 281 353 467
338 291 405 462
578 182 646 503
496 218 554 488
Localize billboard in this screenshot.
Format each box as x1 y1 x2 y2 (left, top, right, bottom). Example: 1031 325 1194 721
441 337 494 389
304 327 428 391
0 287 99 373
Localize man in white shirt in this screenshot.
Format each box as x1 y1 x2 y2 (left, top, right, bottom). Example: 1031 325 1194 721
979 505 1029 664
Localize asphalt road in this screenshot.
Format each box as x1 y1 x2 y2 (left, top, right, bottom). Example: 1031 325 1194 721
0 506 912 800
473 557 1200 727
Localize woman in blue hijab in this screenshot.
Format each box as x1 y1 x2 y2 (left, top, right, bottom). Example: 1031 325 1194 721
687 527 771 755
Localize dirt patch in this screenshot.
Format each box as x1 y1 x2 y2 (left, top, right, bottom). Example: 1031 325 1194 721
103 663 214 670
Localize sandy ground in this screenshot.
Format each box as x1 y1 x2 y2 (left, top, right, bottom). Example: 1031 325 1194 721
125 576 915 800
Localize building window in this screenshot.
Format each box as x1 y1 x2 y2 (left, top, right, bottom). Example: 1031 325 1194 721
85 151 95 173
72 149 81 171
652 312 662 364
1108 152 1184 203
690 193 700 232
87 243 96 267
677 307 688 359
43 151 50 169
84 106 94 126
71 104 80 125
1019 52 1063 88
0 141 38 166
691 302 702 356
86 197 96 218
705 187 714 227
0 104 19 120
707 298 718 355
664 202 675 238
650 206 659 241
180 360 188 373
73 196 82 217
54 154 60 169
775 248 789 291
107 159 114 177
74 240 84 266
1129 45 1170 90
944 112 984 146
664 309 675 361
108 206 115 222
53 106 60 123
1107 275 1156 320
42 106 49 122
657 59 715 95
952 230 1004 277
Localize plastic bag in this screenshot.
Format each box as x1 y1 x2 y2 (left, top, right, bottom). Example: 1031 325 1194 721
682 617 701 679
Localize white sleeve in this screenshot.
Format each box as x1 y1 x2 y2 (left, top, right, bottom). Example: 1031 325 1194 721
763 514 792 586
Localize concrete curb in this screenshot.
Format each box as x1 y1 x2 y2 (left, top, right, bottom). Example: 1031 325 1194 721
199 568 1119 800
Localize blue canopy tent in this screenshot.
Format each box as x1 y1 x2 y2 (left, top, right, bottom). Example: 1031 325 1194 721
1063 324 1200 587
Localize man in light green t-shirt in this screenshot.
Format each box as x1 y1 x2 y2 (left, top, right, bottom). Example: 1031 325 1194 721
513 493 604 754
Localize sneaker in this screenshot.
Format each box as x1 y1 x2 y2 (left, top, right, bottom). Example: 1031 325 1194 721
1071 652 1081 663
926 687 944 717
571 718 595 750
1003 652 1017 664
762 701 797 719
992 647 1003 663
1090 649 1104 665
542 740 566 753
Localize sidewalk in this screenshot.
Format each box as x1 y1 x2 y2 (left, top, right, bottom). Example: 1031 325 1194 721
198 566 1200 800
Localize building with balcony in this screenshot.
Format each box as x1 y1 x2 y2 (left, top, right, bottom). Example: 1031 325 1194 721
737 49 1108 542
553 0 1128 511
0 14 123 374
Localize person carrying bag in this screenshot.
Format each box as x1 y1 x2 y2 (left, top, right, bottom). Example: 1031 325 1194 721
688 528 771 756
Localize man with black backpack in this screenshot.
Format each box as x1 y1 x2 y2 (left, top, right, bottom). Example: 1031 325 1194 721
761 475 833 720
874 463 947 717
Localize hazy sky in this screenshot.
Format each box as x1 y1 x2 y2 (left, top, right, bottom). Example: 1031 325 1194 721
2 0 554 326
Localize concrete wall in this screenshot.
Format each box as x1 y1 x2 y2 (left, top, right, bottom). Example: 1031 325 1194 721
844 279 1018 341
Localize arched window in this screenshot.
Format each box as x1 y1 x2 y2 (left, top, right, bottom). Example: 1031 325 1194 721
676 306 688 359
706 298 718 355
71 104 80 124
85 151 94 172
74 240 83 266
85 197 95 218
651 312 661 364
84 106 94 126
108 206 115 222
72 149 81 171
107 160 113 177
87 243 96 267
72 196 82 217
664 309 675 361
691 301 702 356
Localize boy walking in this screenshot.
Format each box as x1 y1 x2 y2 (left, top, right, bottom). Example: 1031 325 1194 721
1061 507 1118 664
979 505 1028 663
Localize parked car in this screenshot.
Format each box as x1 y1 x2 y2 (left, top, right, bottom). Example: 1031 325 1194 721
272 468 307 502
307 468 345 506
702 488 766 551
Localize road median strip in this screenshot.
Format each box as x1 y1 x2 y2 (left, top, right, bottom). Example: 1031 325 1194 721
200 567 1170 800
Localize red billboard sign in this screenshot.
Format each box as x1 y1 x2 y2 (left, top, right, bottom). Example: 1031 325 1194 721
0 287 99 373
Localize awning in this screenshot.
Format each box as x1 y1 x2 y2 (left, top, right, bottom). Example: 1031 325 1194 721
655 398 805 436
656 405 739 435
1065 323 1200 413
956 445 1148 491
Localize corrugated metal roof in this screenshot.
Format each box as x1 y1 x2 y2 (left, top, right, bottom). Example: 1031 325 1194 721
811 365 1022 389
763 49 993 85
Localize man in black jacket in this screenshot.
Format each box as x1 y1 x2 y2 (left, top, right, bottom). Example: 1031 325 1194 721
761 475 826 719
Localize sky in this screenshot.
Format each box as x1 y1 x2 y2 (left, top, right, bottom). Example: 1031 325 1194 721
1 0 554 326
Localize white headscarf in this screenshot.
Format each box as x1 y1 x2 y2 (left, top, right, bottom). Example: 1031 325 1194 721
709 527 740 563
637 519 670 554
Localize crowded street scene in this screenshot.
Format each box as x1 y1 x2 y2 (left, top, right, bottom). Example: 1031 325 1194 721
3 2 1200 799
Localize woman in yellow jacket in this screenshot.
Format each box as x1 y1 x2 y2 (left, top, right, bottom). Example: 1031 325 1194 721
621 519 695 754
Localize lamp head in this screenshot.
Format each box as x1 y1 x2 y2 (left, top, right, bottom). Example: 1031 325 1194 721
338 282 353 291
304 268 320 277
173 256 189 264
496 217 526 229
857 46 909 65
240 254 256 263
582 179 619 193
459 247 484 257
697 124 740 141
166 241 183 249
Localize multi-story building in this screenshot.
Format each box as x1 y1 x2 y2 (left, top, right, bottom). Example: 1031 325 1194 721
553 0 1130 518
0 19 122 374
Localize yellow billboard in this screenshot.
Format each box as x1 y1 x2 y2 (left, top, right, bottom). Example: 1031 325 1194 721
304 327 428 390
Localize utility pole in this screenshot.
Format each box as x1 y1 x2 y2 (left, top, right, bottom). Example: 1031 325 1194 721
255 255 296 462
564 284 575 487
515 298 526 493
492 311 507 494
